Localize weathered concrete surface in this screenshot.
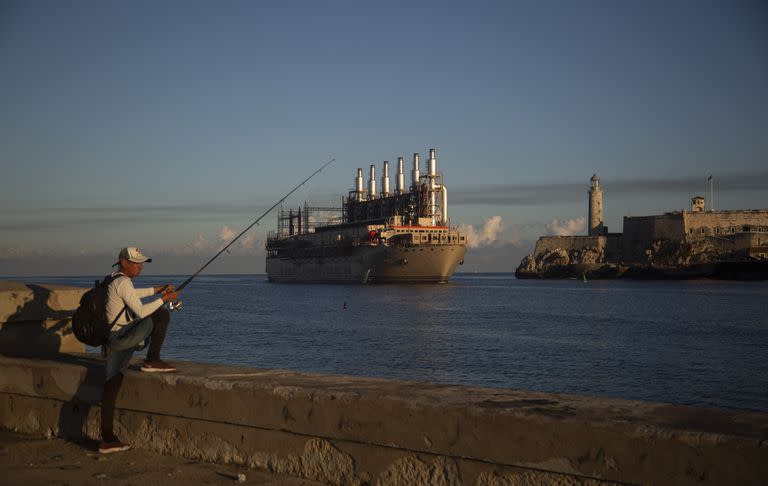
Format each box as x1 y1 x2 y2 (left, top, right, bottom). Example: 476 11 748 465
1 355 766 485
0 281 85 354
0 428 323 485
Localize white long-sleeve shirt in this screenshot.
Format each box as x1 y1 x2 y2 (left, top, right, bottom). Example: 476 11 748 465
105 272 164 330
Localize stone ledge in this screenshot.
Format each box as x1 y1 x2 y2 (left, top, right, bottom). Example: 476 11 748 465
1 354 766 485
0 281 86 323
0 281 86 354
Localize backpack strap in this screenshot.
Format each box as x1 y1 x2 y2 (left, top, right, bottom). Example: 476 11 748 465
100 274 128 356
109 305 127 329
101 305 127 358
103 273 129 333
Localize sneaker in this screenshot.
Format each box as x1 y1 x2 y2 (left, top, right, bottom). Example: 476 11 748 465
141 360 176 373
98 440 131 454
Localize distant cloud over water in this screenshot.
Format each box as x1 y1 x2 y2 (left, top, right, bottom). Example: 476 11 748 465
546 217 586 236
218 225 236 243
459 216 504 248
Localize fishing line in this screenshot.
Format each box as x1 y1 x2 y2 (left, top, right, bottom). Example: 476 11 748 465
168 157 335 309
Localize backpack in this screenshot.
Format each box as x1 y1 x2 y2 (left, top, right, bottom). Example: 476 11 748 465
71 275 126 346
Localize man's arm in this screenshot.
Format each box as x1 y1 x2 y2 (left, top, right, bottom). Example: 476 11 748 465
117 279 164 319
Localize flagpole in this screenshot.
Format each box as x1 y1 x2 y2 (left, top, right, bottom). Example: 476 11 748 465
709 175 714 212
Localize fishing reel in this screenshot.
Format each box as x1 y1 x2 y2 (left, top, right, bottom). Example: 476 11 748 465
168 300 183 312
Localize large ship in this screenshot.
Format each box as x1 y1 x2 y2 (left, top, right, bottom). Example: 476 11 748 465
266 148 467 283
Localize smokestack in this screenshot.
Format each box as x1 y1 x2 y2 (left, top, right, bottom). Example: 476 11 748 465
368 164 377 199
441 186 448 226
428 148 437 177
428 148 437 225
411 153 420 189
382 161 390 196
355 168 364 202
396 157 405 194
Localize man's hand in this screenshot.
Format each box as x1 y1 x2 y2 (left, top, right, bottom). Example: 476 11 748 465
161 291 180 303
154 284 175 295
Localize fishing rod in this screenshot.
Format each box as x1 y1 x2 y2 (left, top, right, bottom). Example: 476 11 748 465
167 157 336 310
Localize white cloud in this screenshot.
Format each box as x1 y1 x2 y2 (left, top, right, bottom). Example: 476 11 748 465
218 225 236 243
151 227 264 258
238 232 259 251
545 217 586 236
459 215 504 248
189 233 209 253
218 225 262 254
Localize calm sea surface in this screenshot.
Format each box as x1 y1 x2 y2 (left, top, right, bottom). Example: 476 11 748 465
12 274 768 412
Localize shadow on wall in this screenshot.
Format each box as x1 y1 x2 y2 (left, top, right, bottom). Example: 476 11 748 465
1 284 104 443
57 354 105 444
0 284 74 355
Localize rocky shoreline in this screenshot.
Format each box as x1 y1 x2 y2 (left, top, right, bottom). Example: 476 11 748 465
515 260 768 280
515 234 768 280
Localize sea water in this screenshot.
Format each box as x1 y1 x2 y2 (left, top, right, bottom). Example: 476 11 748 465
12 274 768 412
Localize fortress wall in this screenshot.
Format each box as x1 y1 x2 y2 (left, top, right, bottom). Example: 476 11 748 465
735 233 768 258
533 236 605 256
621 214 686 262
622 214 686 242
621 216 655 262
622 216 654 242
694 233 768 256
650 213 687 240
604 234 623 262
736 232 768 248
682 210 768 237
616 211 768 262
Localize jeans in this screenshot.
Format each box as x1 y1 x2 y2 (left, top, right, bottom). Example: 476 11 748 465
101 307 170 440
104 307 170 381
104 317 153 381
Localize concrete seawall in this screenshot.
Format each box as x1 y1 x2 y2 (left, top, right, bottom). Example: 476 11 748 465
1 282 767 485
2 354 767 485
0 281 85 355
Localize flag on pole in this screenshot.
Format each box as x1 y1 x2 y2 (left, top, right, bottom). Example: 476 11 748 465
707 175 712 181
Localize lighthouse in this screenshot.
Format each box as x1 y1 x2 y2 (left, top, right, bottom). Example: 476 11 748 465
588 174 604 236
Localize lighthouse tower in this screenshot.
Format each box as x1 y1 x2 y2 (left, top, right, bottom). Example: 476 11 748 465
588 174 604 236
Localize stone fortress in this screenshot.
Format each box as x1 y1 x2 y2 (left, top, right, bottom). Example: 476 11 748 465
517 175 768 278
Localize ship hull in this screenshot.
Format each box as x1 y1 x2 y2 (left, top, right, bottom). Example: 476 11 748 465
266 246 386 283
368 244 466 283
266 244 466 284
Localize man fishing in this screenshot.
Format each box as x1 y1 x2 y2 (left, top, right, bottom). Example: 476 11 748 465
95 159 334 453
99 246 179 454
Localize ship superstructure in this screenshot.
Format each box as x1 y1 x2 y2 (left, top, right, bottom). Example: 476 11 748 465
266 148 467 283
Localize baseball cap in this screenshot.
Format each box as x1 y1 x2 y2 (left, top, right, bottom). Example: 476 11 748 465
117 247 153 265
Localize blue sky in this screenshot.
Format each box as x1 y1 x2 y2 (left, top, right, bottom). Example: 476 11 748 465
1 0 766 276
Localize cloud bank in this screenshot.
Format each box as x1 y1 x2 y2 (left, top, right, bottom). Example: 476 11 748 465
459 215 504 248
545 217 586 236
218 225 236 242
